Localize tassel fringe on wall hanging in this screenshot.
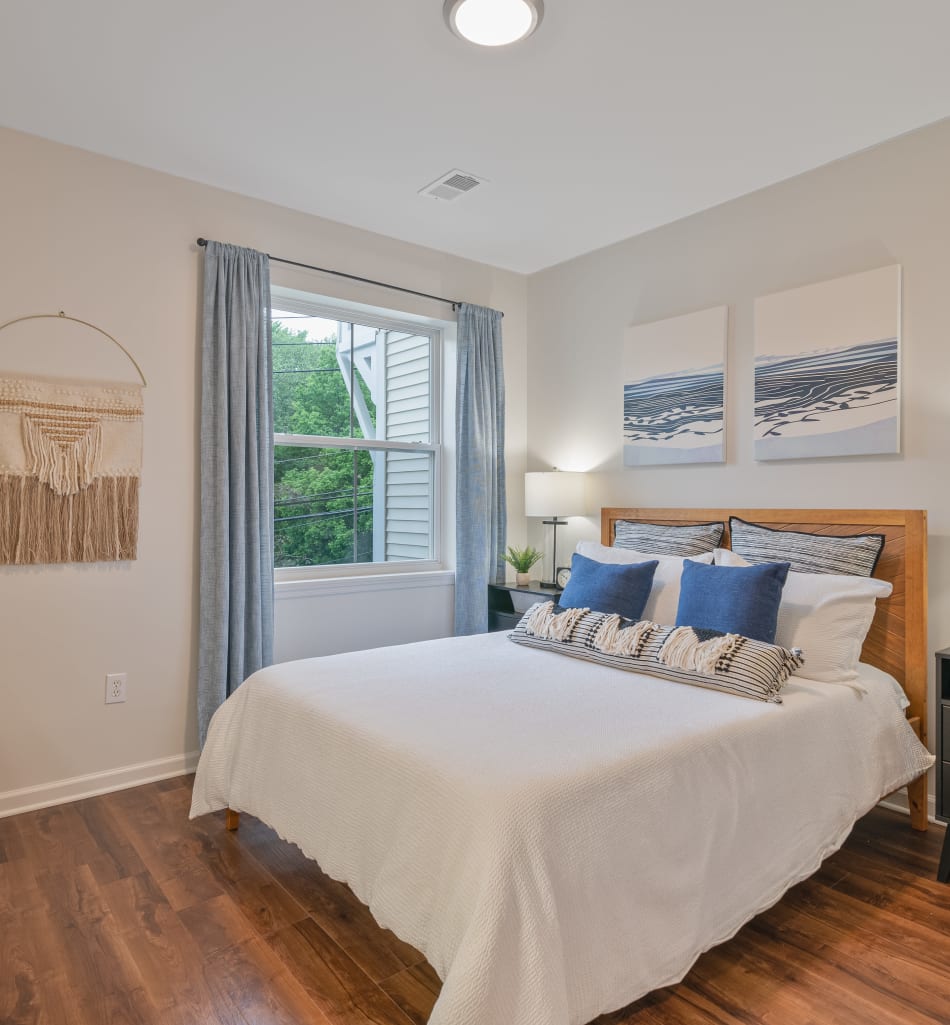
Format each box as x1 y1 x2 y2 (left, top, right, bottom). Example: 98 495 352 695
0 313 145 565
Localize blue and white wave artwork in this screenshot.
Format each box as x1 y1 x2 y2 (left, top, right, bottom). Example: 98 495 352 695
754 338 898 460
623 363 724 466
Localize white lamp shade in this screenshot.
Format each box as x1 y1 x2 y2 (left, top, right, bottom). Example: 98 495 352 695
524 471 587 518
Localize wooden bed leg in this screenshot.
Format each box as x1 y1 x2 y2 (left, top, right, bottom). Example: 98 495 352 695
907 775 928 832
225 808 240 831
906 716 928 832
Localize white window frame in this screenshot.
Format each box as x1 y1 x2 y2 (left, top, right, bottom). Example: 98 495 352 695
272 288 444 582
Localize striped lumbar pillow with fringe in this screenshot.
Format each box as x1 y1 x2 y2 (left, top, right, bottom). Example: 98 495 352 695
510 601 803 703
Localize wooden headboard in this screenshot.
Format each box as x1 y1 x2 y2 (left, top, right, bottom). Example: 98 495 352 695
601 508 929 828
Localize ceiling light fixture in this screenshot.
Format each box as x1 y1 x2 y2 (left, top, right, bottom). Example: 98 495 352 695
443 0 544 47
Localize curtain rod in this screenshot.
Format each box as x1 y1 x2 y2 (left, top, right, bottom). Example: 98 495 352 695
196 238 479 313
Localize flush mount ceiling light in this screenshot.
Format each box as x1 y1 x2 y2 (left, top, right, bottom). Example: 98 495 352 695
443 0 544 46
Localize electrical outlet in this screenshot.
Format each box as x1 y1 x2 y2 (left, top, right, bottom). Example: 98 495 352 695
105 673 127 704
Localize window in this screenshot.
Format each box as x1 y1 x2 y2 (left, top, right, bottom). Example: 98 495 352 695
272 292 441 575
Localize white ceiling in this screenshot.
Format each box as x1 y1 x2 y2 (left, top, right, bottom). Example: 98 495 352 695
2 1 950 273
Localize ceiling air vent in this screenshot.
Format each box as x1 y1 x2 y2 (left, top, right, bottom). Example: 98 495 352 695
419 169 486 201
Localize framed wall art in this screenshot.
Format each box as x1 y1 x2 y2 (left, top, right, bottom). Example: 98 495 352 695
622 305 728 466
753 265 900 461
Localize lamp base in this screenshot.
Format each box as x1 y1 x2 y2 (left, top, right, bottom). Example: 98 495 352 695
539 516 568 593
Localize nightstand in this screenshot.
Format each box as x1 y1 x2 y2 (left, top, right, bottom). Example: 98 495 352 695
937 648 950 882
488 581 561 633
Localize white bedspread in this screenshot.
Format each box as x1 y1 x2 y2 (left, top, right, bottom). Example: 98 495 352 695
191 632 933 1025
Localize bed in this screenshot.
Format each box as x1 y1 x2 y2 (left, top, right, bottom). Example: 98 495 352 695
190 507 934 1025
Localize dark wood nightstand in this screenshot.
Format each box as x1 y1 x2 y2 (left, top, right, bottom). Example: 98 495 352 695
936 648 950 882
488 581 561 633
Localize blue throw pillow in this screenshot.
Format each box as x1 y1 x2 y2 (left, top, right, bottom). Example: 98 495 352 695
558 552 658 621
675 560 790 644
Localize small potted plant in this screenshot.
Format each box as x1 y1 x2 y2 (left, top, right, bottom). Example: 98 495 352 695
504 545 544 586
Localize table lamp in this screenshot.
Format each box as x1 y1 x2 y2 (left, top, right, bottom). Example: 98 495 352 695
524 470 587 588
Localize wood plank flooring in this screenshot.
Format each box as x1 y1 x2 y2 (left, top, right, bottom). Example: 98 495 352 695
1 776 948 1025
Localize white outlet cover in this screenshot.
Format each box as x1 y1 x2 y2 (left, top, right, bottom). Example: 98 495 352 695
105 673 127 704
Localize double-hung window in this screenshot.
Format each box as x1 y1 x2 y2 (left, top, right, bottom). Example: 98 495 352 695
272 292 441 575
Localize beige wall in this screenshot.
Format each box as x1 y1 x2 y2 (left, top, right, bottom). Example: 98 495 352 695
527 119 950 773
0 127 528 813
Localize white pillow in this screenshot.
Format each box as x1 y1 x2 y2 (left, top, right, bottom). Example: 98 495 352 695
714 548 892 681
576 542 713 627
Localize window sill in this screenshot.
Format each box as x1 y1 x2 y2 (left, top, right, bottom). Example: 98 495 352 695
275 569 455 601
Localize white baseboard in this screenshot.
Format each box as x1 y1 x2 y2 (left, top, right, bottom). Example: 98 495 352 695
0 751 200 819
877 787 939 823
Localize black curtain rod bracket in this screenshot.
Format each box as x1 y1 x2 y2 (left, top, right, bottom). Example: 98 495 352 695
195 238 490 314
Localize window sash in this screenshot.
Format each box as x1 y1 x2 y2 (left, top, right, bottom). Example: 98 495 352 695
273 437 441 574
274 433 438 455
271 298 441 448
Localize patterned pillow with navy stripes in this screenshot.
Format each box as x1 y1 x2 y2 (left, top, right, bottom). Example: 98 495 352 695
729 517 885 577
509 601 803 703
613 520 724 556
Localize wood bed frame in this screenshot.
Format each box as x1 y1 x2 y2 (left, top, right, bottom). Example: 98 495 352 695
602 507 929 831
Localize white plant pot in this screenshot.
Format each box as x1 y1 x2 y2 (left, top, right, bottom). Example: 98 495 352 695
515 572 531 586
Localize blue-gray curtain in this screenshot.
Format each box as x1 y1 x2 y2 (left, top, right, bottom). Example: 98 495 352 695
198 241 274 746
455 303 506 635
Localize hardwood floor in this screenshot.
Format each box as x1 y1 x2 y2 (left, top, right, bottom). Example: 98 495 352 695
1 776 948 1025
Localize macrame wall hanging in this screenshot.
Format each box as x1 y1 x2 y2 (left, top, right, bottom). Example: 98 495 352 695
0 312 146 565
